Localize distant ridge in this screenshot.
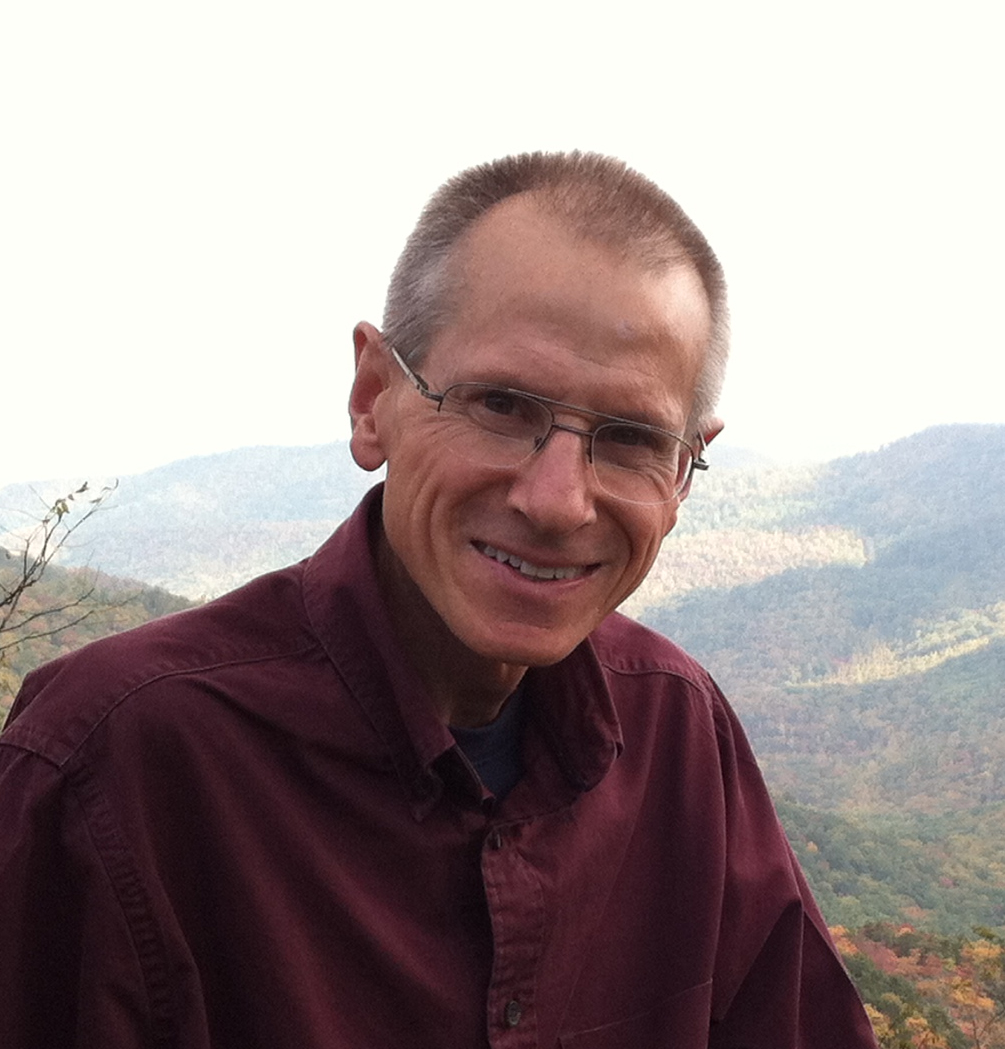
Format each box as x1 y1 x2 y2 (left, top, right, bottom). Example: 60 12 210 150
0 441 377 599
4 424 1005 940
1 426 1000 604
0 438 774 599
642 422 1005 815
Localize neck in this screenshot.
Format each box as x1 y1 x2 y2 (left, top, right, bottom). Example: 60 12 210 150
375 529 526 728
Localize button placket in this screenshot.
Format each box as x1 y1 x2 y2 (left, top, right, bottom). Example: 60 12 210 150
482 823 544 1047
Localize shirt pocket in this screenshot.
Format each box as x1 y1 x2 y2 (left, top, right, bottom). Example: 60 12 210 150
558 980 712 1049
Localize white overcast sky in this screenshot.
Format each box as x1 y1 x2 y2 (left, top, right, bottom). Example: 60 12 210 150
2 1 1002 487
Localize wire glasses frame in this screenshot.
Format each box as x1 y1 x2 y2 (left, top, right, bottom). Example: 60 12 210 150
388 346 709 505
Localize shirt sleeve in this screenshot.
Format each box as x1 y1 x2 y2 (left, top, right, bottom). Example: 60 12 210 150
0 744 158 1049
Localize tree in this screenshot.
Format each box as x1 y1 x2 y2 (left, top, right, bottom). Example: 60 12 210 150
952 930 1005 1049
0 481 117 662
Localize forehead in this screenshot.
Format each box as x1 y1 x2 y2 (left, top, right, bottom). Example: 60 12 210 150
430 195 712 423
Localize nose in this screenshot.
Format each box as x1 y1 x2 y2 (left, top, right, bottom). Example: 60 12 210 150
506 428 598 534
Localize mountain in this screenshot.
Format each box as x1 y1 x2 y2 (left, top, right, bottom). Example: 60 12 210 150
0 443 378 599
3 424 1005 952
0 439 782 601
4 429 1002 782
3 426 1004 810
640 424 1005 817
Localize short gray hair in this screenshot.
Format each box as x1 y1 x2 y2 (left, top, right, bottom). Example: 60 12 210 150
382 151 729 431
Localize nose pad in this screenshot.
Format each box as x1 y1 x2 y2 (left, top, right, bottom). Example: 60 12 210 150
532 421 594 462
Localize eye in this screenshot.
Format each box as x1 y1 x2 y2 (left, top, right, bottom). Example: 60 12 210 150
448 385 528 417
480 388 522 417
445 384 547 439
594 424 687 478
597 423 663 451
469 387 544 430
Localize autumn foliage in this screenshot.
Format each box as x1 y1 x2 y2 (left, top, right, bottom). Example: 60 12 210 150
834 923 1005 1048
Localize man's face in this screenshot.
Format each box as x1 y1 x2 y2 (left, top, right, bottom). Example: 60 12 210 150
353 195 713 671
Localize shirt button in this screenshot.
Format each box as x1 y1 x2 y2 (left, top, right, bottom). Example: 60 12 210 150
504 999 523 1027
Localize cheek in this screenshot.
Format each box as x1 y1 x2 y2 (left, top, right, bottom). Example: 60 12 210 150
634 502 678 549
624 505 679 575
381 455 469 567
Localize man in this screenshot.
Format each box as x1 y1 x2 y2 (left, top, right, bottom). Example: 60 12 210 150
0 152 877 1047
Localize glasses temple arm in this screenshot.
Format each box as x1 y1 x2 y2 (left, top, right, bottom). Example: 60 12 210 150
389 345 432 393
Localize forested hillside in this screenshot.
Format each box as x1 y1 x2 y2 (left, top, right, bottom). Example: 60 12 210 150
4 424 1002 820
634 426 1005 1041
642 425 1005 817
3 424 1004 1044
0 562 192 721
0 443 375 599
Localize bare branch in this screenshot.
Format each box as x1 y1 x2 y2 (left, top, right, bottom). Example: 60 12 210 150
0 481 118 646
0 582 100 639
0 606 103 656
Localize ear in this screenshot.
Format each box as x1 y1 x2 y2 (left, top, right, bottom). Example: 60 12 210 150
701 416 725 448
349 321 393 472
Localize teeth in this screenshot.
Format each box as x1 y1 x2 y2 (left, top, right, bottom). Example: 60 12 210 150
480 544 585 581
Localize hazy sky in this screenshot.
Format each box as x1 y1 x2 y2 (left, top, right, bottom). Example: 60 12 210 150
3 1 1002 488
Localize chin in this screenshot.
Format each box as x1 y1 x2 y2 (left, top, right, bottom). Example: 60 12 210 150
459 624 587 669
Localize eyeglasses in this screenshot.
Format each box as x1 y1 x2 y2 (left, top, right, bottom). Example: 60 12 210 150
389 346 708 505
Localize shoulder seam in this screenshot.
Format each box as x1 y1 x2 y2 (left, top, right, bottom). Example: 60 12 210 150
9 640 323 769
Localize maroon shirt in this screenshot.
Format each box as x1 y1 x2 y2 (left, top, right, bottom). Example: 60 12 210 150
0 488 876 1048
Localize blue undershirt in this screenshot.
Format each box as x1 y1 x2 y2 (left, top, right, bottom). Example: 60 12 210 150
449 685 527 801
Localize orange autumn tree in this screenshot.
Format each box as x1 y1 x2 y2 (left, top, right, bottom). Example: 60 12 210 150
834 923 1005 1049
948 933 1005 1049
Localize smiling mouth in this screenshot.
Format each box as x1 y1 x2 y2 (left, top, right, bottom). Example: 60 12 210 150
475 542 593 581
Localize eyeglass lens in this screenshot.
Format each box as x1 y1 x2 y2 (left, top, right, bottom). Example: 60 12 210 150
438 384 692 504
